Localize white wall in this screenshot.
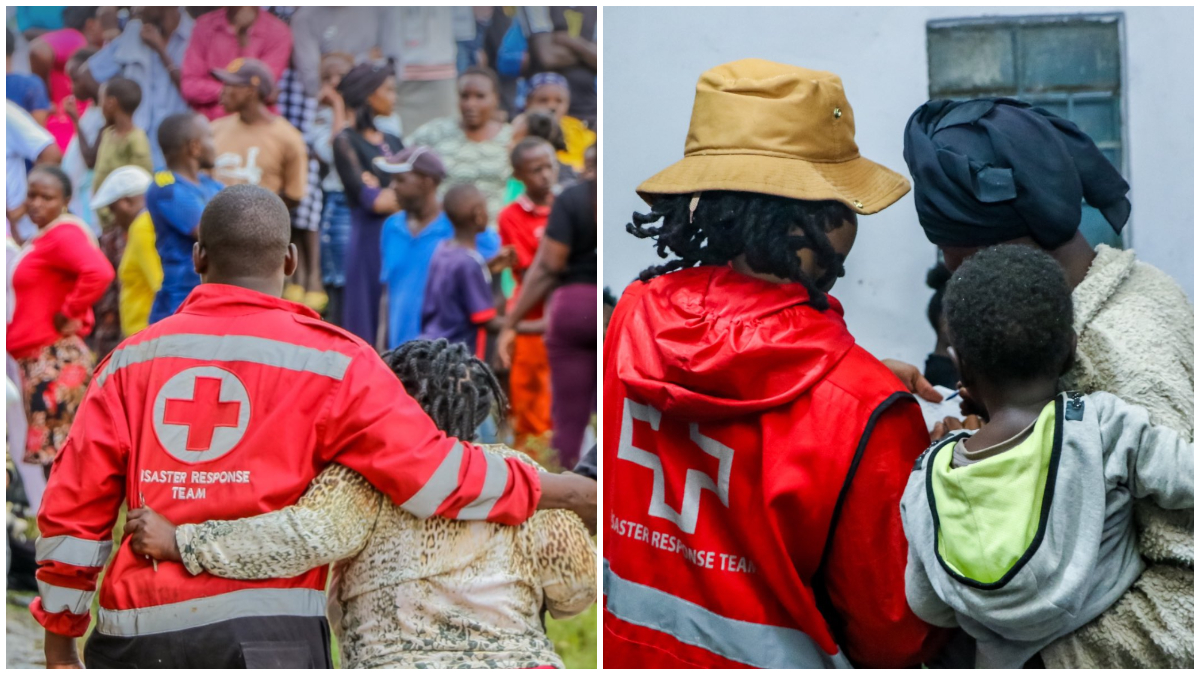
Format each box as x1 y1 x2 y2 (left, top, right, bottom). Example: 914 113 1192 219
603 6 1194 368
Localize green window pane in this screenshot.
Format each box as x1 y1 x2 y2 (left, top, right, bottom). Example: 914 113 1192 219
1071 99 1119 143
1032 101 1069 119
1101 147 1121 170
928 28 1016 96
1020 23 1121 92
1079 204 1124 250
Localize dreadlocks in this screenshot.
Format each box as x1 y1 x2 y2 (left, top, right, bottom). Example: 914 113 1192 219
382 339 508 442
627 191 854 310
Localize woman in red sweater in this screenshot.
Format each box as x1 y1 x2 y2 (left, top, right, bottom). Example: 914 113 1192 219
8 166 114 471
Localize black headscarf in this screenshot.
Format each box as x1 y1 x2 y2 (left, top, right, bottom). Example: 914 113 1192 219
337 62 392 110
903 98 1130 250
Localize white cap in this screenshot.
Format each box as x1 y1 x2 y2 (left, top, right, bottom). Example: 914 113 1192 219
90 166 153 210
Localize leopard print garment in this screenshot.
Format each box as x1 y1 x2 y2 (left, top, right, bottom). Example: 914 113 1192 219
178 445 596 669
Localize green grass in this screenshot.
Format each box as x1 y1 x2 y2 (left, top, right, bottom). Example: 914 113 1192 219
547 605 598 669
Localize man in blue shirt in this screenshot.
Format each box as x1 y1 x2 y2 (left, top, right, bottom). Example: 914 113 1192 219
147 112 223 324
376 147 501 350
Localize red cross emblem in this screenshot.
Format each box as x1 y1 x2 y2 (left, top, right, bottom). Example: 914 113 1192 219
163 377 242 452
153 366 251 463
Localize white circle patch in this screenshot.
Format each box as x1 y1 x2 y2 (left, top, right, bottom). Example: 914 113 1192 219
152 366 251 464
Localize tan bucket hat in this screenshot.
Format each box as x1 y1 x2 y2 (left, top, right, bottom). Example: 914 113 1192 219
637 59 910 215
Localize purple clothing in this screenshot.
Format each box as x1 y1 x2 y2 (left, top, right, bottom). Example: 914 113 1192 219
545 282 597 468
419 241 496 355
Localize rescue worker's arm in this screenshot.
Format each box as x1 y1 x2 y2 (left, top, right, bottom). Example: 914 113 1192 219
530 508 597 619
32 378 128 665
820 399 951 667
131 465 381 578
320 352 596 527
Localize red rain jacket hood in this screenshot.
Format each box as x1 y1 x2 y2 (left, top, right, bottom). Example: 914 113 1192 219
616 266 855 420
603 266 946 669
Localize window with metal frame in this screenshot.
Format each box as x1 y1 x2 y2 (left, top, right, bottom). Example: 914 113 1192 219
926 13 1127 249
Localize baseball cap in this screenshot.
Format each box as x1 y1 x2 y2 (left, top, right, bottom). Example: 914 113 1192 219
373 146 447 181
90 165 153 210
211 57 275 100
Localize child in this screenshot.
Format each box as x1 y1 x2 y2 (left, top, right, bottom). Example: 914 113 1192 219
420 183 512 357
85 165 151 358
523 72 594 174
900 244 1193 668
498 137 558 450
60 47 101 232
306 52 354 325
92 76 153 230
127 338 596 668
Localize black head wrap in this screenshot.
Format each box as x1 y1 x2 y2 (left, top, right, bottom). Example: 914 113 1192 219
903 98 1130 250
337 62 392 110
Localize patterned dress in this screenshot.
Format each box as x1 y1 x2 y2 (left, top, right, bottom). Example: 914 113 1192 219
176 445 595 668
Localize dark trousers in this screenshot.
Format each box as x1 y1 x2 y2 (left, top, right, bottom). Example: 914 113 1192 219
545 283 598 469
83 615 333 668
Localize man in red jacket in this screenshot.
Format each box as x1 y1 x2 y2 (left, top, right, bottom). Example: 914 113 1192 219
603 59 948 668
34 184 595 668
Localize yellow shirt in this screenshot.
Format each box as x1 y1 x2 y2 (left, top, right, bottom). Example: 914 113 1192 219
117 211 163 337
557 115 596 173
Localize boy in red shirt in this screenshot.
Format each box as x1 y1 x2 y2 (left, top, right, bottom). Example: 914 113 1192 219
497 138 557 454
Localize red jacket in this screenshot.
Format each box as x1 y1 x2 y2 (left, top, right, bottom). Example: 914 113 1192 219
32 284 541 638
7 216 114 359
602 266 946 668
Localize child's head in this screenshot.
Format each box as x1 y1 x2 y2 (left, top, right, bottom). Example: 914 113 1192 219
510 137 557 201
942 244 1075 393
382 338 507 442
100 76 142 123
319 52 354 89
512 109 567 152
525 72 571 120
63 6 103 47
67 47 99 102
443 183 488 235
378 146 445 211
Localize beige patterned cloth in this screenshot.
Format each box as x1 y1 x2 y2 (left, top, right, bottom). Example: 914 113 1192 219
1044 245 1194 668
176 445 596 668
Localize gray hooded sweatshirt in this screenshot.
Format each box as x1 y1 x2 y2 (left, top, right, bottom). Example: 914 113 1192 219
900 391 1193 668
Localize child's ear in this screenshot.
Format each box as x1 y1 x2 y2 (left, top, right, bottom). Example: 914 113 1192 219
192 242 207 277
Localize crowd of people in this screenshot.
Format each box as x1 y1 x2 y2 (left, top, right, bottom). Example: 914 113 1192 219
603 59 1193 669
6 5 597 669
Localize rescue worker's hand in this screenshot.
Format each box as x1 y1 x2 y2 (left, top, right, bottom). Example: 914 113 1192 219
44 631 83 668
126 507 182 563
538 471 596 532
931 414 983 441
881 359 943 403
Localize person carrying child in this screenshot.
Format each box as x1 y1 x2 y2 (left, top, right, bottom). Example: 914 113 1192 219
901 244 1193 668
904 97 1194 668
125 337 596 668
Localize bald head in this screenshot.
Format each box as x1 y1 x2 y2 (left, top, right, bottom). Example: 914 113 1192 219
198 185 292 278
443 183 487 233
